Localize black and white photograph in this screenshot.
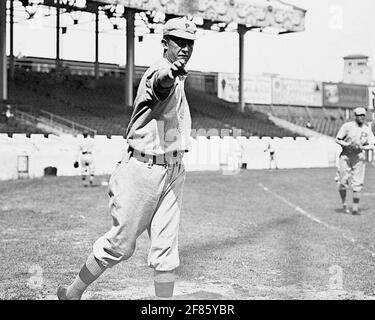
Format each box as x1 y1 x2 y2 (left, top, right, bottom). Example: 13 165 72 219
1 0 375 308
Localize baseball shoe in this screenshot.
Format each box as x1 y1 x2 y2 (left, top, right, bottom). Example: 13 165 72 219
342 204 350 214
57 285 81 300
57 285 69 300
352 209 361 216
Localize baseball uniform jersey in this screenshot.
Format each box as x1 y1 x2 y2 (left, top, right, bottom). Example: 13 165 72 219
126 58 191 155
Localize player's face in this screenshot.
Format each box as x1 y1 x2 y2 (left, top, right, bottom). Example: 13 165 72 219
163 36 194 64
355 114 366 125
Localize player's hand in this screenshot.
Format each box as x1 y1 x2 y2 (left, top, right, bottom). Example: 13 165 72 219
169 59 188 78
74 161 79 168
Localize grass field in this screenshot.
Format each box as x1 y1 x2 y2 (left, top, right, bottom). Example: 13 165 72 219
1 167 375 300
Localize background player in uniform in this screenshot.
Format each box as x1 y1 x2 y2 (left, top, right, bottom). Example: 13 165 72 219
75 132 95 187
57 17 197 300
335 107 375 215
264 142 278 170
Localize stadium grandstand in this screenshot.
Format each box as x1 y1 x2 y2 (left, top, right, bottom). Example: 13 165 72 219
3 56 297 138
248 103 346 137
3 55 372 139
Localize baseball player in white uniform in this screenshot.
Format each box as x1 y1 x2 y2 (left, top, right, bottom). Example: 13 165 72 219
335 107 375 215
264 142 278 170
57 17 197 300
76 132 95 187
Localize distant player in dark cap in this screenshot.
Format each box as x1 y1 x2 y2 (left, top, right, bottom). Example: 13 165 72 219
335 107 375 215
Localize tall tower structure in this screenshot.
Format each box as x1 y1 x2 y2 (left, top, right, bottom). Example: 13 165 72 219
343 54 372 85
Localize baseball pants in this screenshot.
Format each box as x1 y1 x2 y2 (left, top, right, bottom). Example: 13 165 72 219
337 154 366 192
93 150 186 272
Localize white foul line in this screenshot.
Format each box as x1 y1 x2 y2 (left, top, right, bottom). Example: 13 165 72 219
258 183 375 257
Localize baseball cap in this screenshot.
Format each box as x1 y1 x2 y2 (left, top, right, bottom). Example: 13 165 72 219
163 17 198 40
354 107 367 116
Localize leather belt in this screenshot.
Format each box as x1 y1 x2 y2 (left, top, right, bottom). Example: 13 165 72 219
82 151 91 155
128 147 184 166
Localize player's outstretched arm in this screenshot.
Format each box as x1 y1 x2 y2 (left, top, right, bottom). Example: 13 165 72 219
156 59 187 89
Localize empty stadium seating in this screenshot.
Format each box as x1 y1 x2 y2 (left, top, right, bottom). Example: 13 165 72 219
251 103 346 137
186 87 296 137
0 117 46 136
246 100 349 137
7 70 131 136
6 69 297 138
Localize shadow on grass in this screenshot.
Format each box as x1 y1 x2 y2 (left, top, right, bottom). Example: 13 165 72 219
179 215 298 268
81 184 102 188
334 207 348 214
334 207 370 214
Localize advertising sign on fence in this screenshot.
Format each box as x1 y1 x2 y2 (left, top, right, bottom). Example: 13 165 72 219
323 82 368 108
271 78 323 107
218 73 272 104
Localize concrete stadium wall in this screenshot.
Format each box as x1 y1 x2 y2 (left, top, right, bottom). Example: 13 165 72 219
0 133 341 181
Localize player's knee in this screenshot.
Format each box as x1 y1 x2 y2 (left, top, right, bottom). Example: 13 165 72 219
118 242 136 261
98 244 136 268
111 239 136 261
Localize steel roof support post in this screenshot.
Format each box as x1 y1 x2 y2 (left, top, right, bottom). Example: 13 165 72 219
125 8 135 109
238 24 246 113
9 0 14 79
94 6 99 80
0 0 7 103
56 0 60 76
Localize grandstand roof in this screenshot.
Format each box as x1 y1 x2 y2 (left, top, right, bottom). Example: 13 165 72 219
89 0 306 32
1 0 307 112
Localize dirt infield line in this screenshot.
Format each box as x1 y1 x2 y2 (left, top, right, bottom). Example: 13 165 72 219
258 183 375 258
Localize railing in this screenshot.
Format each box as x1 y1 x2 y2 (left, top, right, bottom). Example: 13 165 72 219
13 109 39 125
12 108 97 136
39 109 97 136
268 114 334 140
12 104 34 114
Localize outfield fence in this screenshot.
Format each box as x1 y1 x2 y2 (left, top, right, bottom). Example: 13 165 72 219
0 134 343 180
